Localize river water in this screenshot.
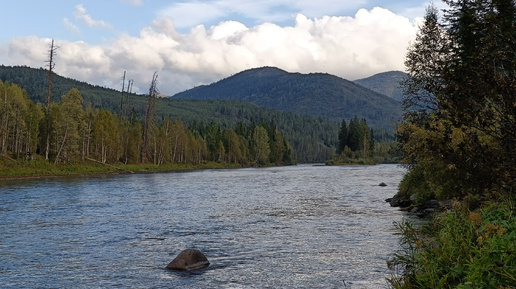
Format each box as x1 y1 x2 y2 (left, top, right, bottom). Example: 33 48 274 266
0 164 406 288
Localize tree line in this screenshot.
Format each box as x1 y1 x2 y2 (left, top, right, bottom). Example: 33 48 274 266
0 65 343 163
0 81 294 166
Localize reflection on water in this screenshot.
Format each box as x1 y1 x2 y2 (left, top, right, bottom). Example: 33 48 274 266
0 164 406 288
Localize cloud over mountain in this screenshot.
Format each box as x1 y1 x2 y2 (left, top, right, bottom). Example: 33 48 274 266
3 7 418 95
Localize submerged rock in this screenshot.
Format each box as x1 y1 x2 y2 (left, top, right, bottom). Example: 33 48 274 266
166 249 209 271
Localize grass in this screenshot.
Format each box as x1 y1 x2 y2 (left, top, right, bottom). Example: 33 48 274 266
0 155 243 180
388 195 516 288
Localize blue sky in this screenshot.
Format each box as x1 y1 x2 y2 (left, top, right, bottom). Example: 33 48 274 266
0 0 444 95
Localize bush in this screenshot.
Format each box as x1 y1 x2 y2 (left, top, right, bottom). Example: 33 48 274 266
389 197 516 288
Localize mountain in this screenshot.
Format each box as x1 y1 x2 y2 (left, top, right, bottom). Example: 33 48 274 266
172 67 402 131
354 71 408 102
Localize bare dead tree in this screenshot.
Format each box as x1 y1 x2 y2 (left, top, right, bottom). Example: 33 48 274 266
120 71 126 120
141 72 158 163
45 39 58 161
124 79 133 118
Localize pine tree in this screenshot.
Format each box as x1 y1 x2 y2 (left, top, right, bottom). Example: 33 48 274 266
400 0 516 199
337 119 347 155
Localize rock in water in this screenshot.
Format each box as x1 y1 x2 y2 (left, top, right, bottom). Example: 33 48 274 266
379 182 387 187
166 249 209 270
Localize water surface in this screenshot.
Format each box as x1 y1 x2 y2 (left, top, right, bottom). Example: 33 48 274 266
0 164 406 288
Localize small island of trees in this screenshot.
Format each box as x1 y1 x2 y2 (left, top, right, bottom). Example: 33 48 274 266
326 116 399 165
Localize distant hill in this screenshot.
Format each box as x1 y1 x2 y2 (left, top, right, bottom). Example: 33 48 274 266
0 65 341 162
354 71 408 102
172 67 402 131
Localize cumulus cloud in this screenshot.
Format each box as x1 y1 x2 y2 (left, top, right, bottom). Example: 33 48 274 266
74 4 112 28
3 7 418 96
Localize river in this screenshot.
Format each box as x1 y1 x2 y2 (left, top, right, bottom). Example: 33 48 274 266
0 164 406 288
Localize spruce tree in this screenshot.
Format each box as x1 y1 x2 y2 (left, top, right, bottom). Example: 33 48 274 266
337 119 347 155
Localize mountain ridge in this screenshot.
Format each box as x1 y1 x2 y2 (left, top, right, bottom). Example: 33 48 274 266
172 66 402 131
354 70 408 102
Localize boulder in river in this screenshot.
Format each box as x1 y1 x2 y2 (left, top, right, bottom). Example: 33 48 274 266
379 182 388 187
166 249 209 270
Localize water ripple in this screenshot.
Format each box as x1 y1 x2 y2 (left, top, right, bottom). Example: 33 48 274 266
0 164 406 288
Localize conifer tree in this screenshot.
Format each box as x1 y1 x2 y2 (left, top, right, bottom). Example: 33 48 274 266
337 119 347 155
400 0 516 199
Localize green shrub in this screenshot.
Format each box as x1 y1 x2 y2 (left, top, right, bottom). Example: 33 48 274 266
389 197 516 288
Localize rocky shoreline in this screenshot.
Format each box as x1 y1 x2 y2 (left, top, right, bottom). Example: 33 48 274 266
385 194 451 217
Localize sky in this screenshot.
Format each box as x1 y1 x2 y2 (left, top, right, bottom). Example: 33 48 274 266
0 0 445 96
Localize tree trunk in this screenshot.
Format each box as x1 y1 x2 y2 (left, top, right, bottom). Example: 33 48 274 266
54 126 68 164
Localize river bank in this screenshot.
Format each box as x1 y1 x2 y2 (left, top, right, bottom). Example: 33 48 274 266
0 155 243 180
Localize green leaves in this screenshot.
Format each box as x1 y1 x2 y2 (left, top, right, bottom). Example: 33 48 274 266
394 1 516 287
389 201 516 288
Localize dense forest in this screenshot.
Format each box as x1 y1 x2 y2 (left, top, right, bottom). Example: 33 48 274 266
172 66 402 131
389 1 516 288
0 65 344 163
0 81 295 167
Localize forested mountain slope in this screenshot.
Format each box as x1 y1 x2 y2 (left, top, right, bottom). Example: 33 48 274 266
354 71 408 102
172 67 402 131
0 65 339 162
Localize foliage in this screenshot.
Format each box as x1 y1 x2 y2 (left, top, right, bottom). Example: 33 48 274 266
0 82 295 171
328 116 399 165
0 65 344 162
389 199 516 288
398 0 516 202
392 1 516 288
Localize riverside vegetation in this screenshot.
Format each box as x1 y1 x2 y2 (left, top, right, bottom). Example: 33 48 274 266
0 59 405 176
0 80 296 178
388 1 516 288
326 116 401 165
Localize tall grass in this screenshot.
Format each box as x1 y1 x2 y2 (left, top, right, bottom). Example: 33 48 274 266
389 196 516 288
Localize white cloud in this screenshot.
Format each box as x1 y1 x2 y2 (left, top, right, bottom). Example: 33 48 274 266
74 4 112 28
63 18 81 35
209 21 248 40
3 7 418 96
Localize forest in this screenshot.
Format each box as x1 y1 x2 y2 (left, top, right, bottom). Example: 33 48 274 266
389 0 516 288
0 65 345 163
325 116 400 165
0 81 294 170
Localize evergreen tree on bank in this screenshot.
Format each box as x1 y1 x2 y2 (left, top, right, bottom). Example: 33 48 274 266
398 0 516 202
391 1 516 287
336 116 375 157
327 116 396 165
